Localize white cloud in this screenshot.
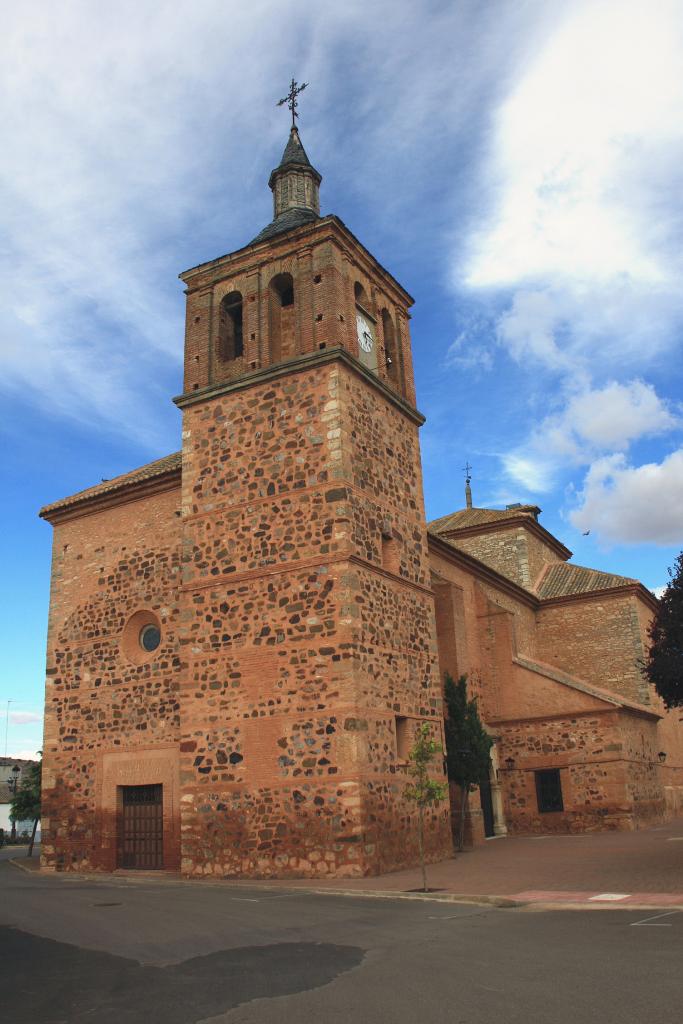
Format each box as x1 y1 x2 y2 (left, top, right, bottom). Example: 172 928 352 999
496 290 571 371
445 333 493 373
570 449 683 545
0 710 41 725
463 0 683 380
0 1 548 444
10 712 42 726
502 379 679 493
501 452 554 493
468 0 683 289
563 381 678 450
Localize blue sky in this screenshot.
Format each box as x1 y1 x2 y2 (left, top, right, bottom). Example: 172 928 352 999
2 0 682 758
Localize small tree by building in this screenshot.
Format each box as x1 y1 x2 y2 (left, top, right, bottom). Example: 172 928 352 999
405 722 448 892
443 674 493 851
646 552 683 709
10 756 42 857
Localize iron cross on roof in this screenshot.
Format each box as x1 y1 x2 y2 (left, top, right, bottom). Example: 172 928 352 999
463 461 472 483
277 78 308 128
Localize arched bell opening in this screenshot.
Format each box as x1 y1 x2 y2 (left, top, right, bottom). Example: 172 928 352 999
269 272 296 364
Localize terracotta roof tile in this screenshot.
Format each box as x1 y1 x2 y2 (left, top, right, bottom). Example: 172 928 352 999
428 505 541 533
40 451 182 517
537 562 637 600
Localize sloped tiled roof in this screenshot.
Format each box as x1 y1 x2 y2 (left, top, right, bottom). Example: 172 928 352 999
429 505 541 534
40 451 182 518
537 561 638 600
250 206 320 245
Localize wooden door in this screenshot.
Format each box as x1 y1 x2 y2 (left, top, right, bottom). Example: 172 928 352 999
119 784 163 869
479 778 495 838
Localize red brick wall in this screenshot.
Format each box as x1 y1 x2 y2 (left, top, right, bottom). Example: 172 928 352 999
181 220 414 406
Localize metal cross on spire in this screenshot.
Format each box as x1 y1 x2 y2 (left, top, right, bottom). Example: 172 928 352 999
463 462 473 509
277 78 308 129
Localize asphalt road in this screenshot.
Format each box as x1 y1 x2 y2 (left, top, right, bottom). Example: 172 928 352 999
0 843 39 862
0 861 681 1024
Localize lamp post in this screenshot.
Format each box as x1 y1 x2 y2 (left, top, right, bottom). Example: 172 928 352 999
4 699 13 758
7 764 20 842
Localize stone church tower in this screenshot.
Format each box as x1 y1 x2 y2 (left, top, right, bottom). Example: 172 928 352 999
39 121 452 877
174 126 451 876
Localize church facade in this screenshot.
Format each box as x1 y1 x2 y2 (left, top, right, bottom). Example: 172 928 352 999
39 126 682 877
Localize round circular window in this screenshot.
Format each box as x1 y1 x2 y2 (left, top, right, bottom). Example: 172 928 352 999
121 610 162 665
139 624 161 653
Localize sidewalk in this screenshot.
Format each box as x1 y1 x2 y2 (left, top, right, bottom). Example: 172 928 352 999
268 817 683 907
17 821 683 910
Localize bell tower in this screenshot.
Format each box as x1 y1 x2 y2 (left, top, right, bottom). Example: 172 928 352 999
174 94 451 878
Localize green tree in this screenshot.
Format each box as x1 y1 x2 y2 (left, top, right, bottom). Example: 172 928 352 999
405 722 448 892
646 552 683 709
10 756 42 857
443 674 493 851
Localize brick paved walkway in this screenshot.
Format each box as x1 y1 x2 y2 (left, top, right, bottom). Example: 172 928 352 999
275 817 683 904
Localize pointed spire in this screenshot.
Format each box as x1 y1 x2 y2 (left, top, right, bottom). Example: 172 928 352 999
250 128 322 245
276 126 315 171
268 126 322 209
249 83 322 245
464 462 473 509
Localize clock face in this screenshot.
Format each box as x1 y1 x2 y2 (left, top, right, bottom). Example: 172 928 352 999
356 312 374 353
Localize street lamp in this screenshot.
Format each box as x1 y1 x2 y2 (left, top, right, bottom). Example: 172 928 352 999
658 751 667 763
7 764 20 842
504 757 515 771
7 764 20 793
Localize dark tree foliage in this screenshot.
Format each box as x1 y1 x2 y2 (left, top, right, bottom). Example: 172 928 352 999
10 756 42 856
443 674 493 850
646 552 683 709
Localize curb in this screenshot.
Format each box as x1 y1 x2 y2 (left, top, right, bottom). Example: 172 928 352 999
518 901 683 913
16 867 683 913
34 868 523 908
8 857 40 875
215 882 522 908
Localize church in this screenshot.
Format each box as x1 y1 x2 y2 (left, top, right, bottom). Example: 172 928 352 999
39 100 683 877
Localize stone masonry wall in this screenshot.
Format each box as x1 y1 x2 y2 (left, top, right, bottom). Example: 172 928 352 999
495 708 668 832
536 592 651 705
178 358 450 878
443 526 532 589
41 487 183 872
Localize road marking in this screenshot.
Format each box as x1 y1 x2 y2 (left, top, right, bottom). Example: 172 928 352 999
631 911 679 927
589 893 630 901
230 897 260 902
666 837 683 841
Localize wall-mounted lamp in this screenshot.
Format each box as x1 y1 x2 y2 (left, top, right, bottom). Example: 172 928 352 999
658 751 667 763
504 757 515 771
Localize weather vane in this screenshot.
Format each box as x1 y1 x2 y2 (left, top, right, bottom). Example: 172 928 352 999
463 461 472 483
277 78 308 129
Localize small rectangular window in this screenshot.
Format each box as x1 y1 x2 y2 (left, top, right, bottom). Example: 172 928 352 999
535 769 564 813
395 716 411 762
